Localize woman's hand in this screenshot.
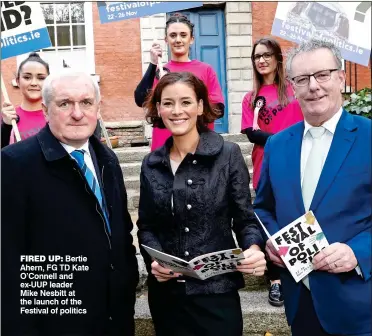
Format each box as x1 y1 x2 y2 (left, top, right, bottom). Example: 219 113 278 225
236 245 266 276
151 260 183 282
150 43 162 65
266 239 286 268
1 101 17 125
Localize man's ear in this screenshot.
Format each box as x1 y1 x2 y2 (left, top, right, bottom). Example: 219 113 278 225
97 101 102 120
197 99 203 116
42 102 49 122
338 70 346 91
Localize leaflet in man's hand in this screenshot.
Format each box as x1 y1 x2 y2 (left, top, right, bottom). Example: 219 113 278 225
142 245 245 280
255 211 329 282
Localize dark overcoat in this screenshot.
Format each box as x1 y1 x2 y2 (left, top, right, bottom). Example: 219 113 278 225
1 125 139 336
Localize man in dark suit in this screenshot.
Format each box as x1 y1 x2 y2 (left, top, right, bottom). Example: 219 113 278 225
255 39 371 336
1 71 139 335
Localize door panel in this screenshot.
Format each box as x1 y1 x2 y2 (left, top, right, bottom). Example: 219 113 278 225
169 8 228 133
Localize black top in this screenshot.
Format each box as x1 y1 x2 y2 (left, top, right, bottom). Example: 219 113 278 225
137 130 263 295
1 122 12 148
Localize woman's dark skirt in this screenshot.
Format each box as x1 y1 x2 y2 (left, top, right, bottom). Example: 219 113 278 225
148 280 243 336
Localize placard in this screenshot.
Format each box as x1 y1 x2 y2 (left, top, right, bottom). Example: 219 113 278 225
1 1 51 60
272 2 371 66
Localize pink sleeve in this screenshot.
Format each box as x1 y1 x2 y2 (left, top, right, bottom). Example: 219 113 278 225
241 92 254 132
206 66 224 104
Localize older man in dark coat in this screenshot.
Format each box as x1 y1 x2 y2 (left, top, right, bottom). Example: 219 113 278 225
1 70 138 335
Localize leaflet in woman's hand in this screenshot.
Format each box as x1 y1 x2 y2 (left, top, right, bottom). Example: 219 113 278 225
142 245 245 280
270 211 329 282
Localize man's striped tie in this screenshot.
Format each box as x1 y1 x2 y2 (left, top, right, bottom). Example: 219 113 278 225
71 149 111 235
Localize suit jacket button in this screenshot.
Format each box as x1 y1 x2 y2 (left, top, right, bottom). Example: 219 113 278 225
184 251 189 257
187 179 193 185
184 227 189 232
111 264 115 270
192 160 197 164
187 204 192 210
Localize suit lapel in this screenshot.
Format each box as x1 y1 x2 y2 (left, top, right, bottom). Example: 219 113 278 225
286 123 305 214
310 111 357 211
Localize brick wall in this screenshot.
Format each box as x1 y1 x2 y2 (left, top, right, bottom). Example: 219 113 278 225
1 58 21 106
252 2 371 91
92 5 143 121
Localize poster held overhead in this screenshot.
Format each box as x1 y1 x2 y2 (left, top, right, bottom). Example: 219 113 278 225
271 2 371 66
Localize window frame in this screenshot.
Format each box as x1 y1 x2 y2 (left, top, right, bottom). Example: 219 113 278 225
16 2 95 75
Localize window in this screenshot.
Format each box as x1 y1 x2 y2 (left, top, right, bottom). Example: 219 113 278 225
17 2 95 74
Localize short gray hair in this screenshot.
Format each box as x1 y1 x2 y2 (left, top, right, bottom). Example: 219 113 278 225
42 69 101 107
286 38 343 78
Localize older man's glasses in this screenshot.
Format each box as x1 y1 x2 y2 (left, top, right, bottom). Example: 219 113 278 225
291 69 339 87
252 52 273 62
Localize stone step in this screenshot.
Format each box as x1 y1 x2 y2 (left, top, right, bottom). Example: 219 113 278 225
222 133 249 143
114 146 151 163
134 290 290 336
115 140 253 165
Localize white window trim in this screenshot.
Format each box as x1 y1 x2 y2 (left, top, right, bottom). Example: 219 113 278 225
16 2 95 75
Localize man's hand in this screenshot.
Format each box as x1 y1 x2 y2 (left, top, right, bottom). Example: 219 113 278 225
265 239 286 268
236 245 266 276
151 260 182 282
312 243 358 273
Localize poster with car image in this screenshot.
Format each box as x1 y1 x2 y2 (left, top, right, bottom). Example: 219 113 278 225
271 2 371 66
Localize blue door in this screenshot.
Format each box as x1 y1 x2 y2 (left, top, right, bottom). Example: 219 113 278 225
169 8 228 133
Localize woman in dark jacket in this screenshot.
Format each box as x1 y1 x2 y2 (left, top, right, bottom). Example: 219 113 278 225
137 72 266 336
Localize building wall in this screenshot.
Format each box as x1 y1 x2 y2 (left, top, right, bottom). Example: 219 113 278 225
92 4 143 122
139 2 253 135
252 2 371 90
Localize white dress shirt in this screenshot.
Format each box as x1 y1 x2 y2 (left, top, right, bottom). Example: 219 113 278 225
300 107 361 289
300 107 343 185
60 141 99 181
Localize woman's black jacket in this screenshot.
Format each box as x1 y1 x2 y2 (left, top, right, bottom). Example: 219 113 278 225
137 131 263 295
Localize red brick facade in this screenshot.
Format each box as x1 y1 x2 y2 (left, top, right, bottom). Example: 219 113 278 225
252 2 371 91
92 5 143 121
1 2 370 124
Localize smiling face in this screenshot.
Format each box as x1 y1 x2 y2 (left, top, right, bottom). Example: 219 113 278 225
165 22 194 58
291 48 345 125
253 44 278 79
17 61 48 103
43 75 100 148
156 82 203 137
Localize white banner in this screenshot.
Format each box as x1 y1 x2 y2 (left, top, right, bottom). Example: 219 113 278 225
1 1 51 59
272 2 371 66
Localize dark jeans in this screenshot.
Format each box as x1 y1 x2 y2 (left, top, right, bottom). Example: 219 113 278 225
148 280 243 336
266 259 281 281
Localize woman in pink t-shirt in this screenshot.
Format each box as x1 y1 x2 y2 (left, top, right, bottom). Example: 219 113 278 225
1 52 49 148
134 13 224 151
241 37 303 307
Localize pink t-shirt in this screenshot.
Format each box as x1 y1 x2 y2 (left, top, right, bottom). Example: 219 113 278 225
9 106 47 144
241 84 303 189
151 60 224 151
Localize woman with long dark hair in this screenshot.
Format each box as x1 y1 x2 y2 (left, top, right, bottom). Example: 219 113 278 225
241 36 303 307
1 52 50 148
138 72 266 336
134 13 224 151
